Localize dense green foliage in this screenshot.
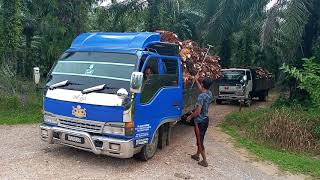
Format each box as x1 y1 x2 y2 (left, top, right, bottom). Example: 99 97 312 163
0 0 318 90
0 0 96 82
0 78 42 124
282 57 320 107
0 93 42 125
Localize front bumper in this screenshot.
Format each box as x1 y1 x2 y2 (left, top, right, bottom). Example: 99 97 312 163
40 124 140 158
217 94 245 100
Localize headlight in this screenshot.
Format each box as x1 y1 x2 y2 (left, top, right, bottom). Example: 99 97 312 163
103 123 125 135
235 90 244 96
44 114 58 124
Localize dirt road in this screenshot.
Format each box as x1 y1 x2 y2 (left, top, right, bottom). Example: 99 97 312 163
0 101 305 180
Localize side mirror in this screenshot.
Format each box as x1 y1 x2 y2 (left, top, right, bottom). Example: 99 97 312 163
240 75 247 84
243 75 248 82
130 72 144 93
33 67 40 85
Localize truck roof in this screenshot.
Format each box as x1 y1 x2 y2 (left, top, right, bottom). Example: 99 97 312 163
69 32 161 52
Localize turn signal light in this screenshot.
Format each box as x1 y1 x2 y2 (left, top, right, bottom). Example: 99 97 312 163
125 122 134 136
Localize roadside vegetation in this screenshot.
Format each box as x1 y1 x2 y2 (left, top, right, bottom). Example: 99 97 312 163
221 121 320 177
0 77 42 125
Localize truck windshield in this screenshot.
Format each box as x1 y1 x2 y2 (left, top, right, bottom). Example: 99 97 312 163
47 52 137 93
221 70 245 83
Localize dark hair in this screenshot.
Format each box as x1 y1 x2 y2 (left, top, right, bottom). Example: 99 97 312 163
145 66 153 72
202 78 213 90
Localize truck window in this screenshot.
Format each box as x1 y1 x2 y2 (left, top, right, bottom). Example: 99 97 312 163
140 58 179 104
161 58 178 87
48 52 137 93
245 71 252 80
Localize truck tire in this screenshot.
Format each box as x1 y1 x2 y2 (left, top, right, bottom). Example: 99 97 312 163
159 124 169 149
245 94 252 107
134 130 159 161
258 91 268 101
216 99 223 105
258 95 266 101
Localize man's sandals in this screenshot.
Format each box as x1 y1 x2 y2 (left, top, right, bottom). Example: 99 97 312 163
191 154 200 161
191 155 208 167
198 160 208 167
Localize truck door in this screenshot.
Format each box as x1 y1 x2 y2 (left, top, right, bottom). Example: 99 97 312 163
134 55 183 145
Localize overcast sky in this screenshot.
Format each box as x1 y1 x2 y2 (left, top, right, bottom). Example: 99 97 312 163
100 0 124 6
266 0 277 10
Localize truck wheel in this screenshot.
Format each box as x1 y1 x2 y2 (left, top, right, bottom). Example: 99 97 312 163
134 130 159 161
216 99 223 105
258 95 267 101
258 91 268 101
245 94 252 107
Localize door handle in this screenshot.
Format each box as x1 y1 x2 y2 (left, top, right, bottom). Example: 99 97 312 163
172 101 180 107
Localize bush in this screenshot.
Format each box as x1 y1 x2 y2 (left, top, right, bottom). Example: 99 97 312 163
224 107 320 155
262 108 319 153
0 95 20 109
0 77 43 125
282 57 320 107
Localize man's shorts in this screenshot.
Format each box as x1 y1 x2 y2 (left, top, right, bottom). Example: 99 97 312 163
194 117 209 151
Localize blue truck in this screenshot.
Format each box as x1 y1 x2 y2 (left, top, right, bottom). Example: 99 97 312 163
38 32 208 160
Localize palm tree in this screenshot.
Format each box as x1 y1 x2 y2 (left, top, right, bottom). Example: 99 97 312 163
203 0 319 67
95 0 203 40
261 0 319 64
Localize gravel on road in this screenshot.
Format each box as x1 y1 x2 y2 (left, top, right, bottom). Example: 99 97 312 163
0 101 305 180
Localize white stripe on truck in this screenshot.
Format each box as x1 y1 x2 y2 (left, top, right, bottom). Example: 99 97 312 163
46 88 123 106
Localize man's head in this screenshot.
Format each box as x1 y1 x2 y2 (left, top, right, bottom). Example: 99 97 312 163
201 77 213 90
144 67 152 80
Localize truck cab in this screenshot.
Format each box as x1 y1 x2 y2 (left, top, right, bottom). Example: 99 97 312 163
216 68 273 105
39 32 184 160
217 69 252 105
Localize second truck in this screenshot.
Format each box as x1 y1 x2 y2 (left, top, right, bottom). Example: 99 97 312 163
216 68 274 106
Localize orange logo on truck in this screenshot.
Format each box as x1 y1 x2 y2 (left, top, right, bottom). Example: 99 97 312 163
72 105 86 118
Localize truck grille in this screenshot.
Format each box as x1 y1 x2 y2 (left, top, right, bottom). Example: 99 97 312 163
58 118 105 134
220 92 235 95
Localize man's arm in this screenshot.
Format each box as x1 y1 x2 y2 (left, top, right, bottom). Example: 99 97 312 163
195 78 202 91
194 74 202 91
187 105 202 122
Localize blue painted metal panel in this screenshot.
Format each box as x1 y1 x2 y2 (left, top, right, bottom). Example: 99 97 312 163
70 32 160 51
134 87 183 143
65 47 138 54
133 55 183 144
44 97 124 122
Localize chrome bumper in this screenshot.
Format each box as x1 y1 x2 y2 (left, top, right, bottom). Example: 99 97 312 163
218 95 245 100
40 124 140 158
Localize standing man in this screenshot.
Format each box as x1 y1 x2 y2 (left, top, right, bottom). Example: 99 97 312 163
187 76 213 167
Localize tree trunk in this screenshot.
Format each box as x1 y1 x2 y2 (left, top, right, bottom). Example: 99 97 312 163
147 0 160 31
301 0 320 58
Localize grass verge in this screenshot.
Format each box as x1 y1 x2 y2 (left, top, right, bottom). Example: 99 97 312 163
0 94 42 125
221 110 320 177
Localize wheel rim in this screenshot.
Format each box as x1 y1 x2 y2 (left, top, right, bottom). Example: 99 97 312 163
246 94 252 106
146 132 158 157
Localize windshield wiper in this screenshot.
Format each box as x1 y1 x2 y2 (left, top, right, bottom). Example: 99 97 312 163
49 80 82 90
49 80 69 90
82 84 106 94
